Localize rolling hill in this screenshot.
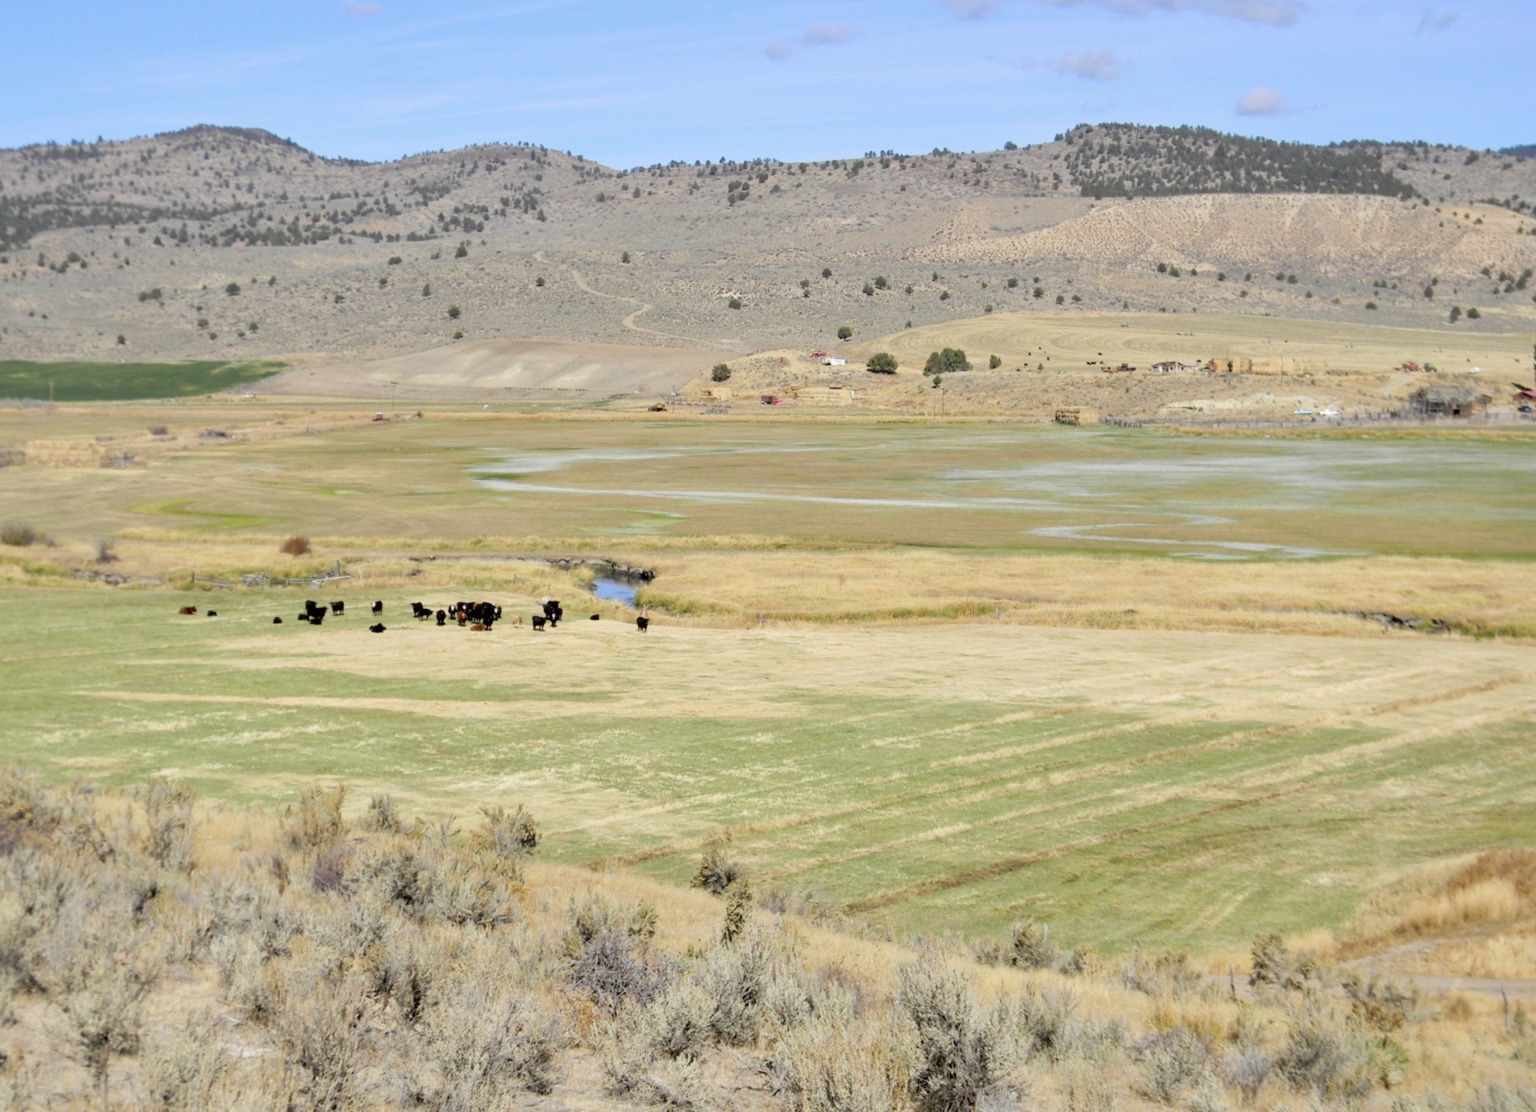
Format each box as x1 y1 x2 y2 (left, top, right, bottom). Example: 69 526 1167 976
0 123 1532 368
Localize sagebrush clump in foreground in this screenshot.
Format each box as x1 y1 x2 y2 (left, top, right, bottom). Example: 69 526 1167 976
0 766 1533 1110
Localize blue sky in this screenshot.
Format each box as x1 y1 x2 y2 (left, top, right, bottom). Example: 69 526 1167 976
3 1 1530 165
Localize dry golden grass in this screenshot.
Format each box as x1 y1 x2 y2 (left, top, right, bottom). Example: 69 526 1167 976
637 549 1536 638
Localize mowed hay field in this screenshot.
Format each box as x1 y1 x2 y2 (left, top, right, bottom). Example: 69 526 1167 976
4 403 1536 955
5 585 1535 954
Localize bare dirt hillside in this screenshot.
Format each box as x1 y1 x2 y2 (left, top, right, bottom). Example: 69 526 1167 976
0 124 1532 367
262 338 721 401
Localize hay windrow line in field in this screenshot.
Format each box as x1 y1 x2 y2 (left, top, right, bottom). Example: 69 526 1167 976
598 662 1472 869
756 691 1536 889
844 784 1315 913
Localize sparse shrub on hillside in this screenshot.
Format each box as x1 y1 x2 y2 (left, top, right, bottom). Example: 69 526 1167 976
1136 1026 1209 1104
988 354 1002 369
1467 307 1482 319
454 243 468 258
534 276 545 287
224 282 240 296
837 325 853 340
711 364 732 382
1450 306 1462 322
447 304 461 319
622 251 631 263
278 535 310 556
1033 286 1044 299
924 348 971 376
422 282 432 297
1274 1002 1371 1098
898 951 1022 1112
387 255 401 265
728 297 742 310
867 352 898 374
139 777 193 872
874 275 889 290
721 878 752 944
864 283 875 296
282 785 346 852
472 803 539 858
1 523 43 547
361 793 401 834
692 843 740 895
822 267 832 279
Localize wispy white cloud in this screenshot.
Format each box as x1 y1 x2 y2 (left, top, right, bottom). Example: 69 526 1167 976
764 22 857 60
342 1 385 17
1236 86 1286 114
1058 50 1122 79
941 0 1302 25
803 23 855 44
937 0 1002 16
1417 7 1457 31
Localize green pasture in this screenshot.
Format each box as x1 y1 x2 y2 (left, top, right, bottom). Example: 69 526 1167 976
0 359 284 401
5 586 1533 952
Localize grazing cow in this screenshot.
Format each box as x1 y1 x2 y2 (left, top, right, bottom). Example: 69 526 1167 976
206 611 218 617
636 616 650 633
369 623 386 633
310 611 325 626
331 601 345 616
512 616 523 627
589 614 600 621
471 623 486 632
371 600 384 615
542 599 563 627
435 610 447 626
298 612 310 623
531 615 547 631
273 617 283 624
411 602 429 619
178 606 197 615
305 601 328 621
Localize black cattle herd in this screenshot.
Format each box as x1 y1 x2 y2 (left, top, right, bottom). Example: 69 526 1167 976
177 596 651 633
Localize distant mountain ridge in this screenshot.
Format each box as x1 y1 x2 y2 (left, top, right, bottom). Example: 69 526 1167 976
1059 123 1418 200
1 121 1532 363
0 122 1522 255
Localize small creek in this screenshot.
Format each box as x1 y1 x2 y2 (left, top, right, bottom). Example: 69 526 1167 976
590 576 640 608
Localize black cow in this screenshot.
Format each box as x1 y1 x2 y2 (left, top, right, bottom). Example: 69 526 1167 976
310 611 325 626
435 609 447 626
636 616 650 632
331 601 345 616
305 601 328 620
273 617 283 624
371 600 384 615
411 602 429 619
531 615 547 631
369 623 386 633
589 614 600 621
206 611 218 617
